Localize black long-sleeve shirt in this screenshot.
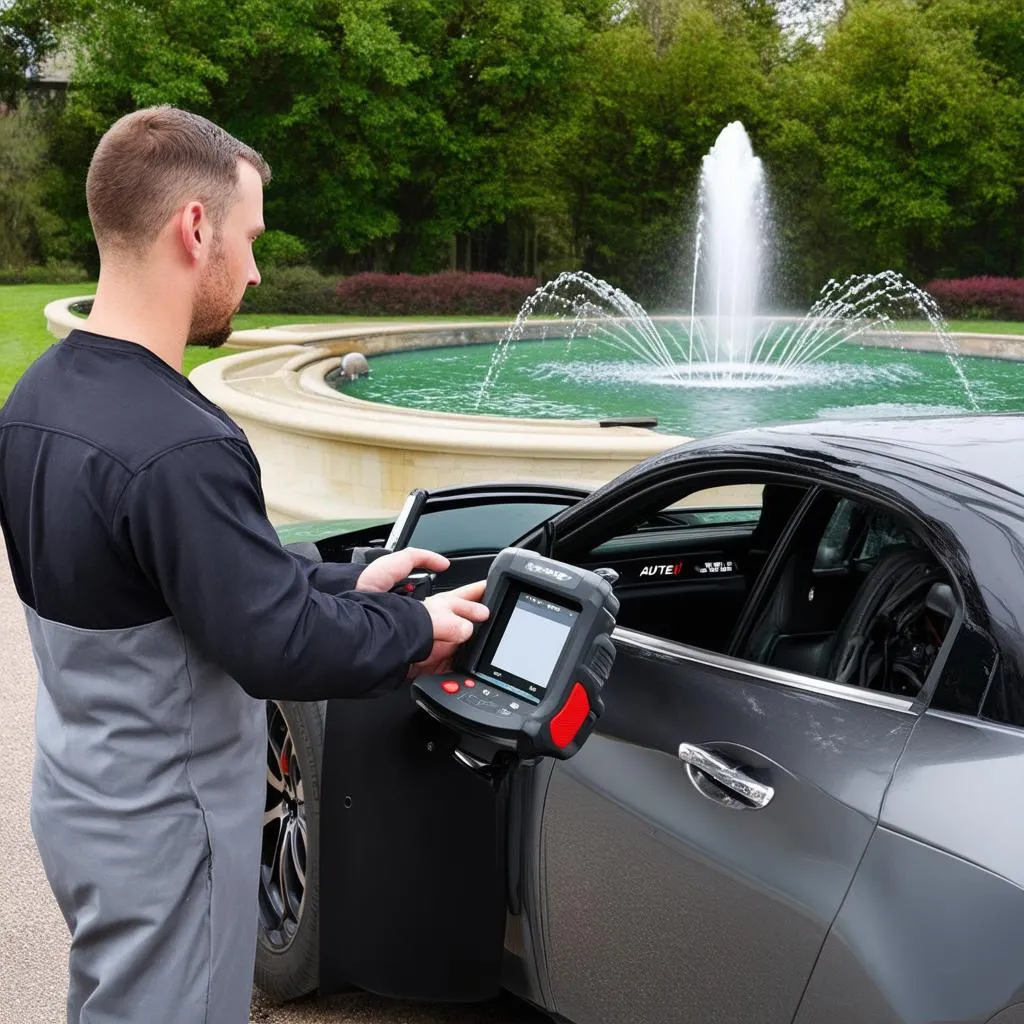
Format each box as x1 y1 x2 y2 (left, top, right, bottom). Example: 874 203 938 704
0 328 433 700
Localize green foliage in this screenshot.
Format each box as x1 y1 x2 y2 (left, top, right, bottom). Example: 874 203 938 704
0 260 90 284
38 0 613 273
0 106 67 267
6 0 1024 309
554 0 774 303
766 0 1024 294
0 0 67 104
239 266 339 315
253 230 309 270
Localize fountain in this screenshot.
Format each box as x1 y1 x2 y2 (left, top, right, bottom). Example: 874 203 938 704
337 121 992 439
468 121 979 399
47 122 1024 522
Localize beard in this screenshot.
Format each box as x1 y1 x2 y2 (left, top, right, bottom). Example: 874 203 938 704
187 243 239 349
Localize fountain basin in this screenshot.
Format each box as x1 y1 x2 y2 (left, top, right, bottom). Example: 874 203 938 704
340 327 1024 439
188 327 680 523
43 297 1024 524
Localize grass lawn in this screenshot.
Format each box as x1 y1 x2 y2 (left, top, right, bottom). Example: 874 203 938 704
3 282 1024 403
0 283 248 401
0 283 511 401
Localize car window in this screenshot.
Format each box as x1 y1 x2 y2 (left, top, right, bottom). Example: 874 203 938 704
575 473 964 702
576 479 803 655
739 491 959 697
665 484 764 516
408 501 570 556
604 484 764 542
813 498 918 571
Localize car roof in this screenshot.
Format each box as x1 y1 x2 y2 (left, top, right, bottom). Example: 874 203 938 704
671 413 1024 502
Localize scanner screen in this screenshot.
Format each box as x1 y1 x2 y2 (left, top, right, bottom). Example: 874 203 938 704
487 592 578 698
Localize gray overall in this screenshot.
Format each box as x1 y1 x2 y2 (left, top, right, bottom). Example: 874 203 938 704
27 610 265 1023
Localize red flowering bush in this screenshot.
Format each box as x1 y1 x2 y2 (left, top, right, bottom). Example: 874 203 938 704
334 272 539 316
924 277 1024 321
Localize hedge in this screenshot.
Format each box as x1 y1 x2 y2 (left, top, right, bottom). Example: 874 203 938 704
240 266 338 314
334 271 539 316
924 277 1024 321
0 262 91 285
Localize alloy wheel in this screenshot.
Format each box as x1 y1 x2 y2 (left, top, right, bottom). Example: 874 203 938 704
258 701 308 950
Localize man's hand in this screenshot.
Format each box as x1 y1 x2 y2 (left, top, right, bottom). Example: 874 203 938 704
355 547 450 593
410 581 489 678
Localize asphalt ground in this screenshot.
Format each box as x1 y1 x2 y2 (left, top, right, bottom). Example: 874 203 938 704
0 553 547 1024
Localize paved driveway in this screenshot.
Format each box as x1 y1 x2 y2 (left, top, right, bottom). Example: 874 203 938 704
0 555 546 1024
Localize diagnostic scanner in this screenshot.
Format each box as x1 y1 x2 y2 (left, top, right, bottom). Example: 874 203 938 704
411 547 619 763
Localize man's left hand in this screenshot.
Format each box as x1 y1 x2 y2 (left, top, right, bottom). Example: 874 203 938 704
355 547 450 593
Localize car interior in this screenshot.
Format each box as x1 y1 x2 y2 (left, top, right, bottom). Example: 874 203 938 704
572 480 960 698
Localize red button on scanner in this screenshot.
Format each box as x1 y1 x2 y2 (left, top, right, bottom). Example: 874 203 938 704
549 683 590 749
441 680 460 694
464 679 476 687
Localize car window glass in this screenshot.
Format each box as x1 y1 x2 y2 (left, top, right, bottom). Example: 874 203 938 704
813 498 859 570
665 484 764 514
408 501 570 556
739 491 959 697
626 484 763 535
579 480 799 655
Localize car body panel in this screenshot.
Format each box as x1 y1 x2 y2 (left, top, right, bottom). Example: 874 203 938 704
318 688 505 1001
538 633 917 1024
794 709 1024 1023
309 483 585 1002
793 825 1024 1024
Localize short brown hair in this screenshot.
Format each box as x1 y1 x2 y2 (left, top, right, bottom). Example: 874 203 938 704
86 106 271 256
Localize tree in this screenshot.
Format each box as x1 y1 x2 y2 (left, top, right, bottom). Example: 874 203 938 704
0 0 66 104
0 103 65 265
554 0 774 304
763 0 1023 295
33 0 608 275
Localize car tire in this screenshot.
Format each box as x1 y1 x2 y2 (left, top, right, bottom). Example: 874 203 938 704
254 699 326 1002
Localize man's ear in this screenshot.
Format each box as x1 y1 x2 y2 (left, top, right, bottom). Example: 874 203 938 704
178 202 206 262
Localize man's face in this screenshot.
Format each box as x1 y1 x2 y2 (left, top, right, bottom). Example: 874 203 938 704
188 160 264 348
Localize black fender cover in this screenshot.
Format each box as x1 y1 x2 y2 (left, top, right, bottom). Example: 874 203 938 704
319 688 506 1001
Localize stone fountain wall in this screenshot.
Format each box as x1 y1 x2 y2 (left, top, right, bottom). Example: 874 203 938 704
190 339 681 523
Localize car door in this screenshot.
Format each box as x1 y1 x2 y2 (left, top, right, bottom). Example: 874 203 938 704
535 475 947 1024
310 482 587 1001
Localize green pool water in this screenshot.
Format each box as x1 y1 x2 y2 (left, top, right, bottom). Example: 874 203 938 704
335 336 1024 437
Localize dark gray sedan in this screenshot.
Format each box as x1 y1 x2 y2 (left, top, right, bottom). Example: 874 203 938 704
257 413 1024 1024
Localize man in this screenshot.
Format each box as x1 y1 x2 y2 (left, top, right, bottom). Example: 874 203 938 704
0 106 489 1023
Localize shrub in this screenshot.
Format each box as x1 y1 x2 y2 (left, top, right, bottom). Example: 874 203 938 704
241 265 337 315
0 261 91 285
924 277 1024 321
253 230 309 270
334 272 539 316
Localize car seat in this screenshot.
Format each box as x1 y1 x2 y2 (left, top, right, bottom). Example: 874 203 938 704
827 544 948 695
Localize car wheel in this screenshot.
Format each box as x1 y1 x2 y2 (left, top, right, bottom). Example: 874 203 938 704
254 699 325 1001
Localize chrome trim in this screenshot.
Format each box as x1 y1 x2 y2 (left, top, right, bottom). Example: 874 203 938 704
613 626 916 713
678 743 774 809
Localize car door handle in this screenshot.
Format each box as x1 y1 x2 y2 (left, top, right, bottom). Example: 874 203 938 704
677 743 774 809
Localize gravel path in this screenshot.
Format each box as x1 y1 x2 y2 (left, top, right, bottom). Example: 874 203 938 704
0 553 546 1024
